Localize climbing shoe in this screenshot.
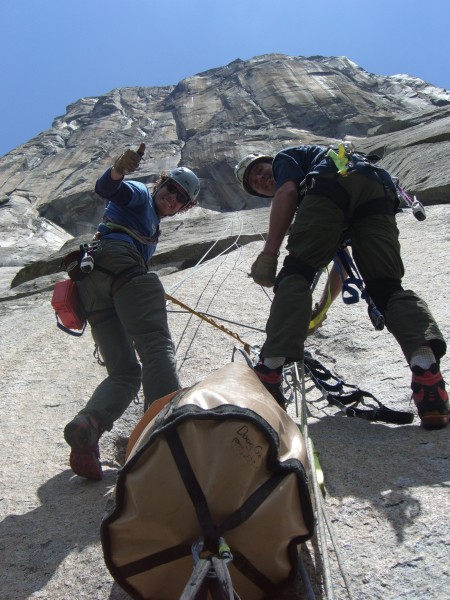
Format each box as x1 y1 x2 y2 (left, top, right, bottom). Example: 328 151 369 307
64 413 103 480
254 362 286 410
411 364 449 430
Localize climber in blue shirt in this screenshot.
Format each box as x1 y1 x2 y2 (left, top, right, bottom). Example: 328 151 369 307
63 143 200 480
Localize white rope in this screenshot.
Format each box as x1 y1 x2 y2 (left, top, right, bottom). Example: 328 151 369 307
166 212 247 295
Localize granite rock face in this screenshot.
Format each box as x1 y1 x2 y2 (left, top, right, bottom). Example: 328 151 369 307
1 54 450 600
1 53 450 278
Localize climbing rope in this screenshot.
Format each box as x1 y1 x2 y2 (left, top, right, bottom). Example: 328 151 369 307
166 292 251 354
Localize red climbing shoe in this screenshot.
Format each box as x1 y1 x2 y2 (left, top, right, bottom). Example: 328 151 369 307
64 413 103 480
411 365 449 430
254 362 286 410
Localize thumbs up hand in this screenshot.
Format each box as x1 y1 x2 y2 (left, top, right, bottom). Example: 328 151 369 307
136 142 145 157
113 143 146 176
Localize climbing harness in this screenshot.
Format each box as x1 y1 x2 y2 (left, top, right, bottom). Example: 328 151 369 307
100 218 161 245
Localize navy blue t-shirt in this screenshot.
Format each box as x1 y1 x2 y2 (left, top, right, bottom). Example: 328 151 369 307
272 145 332 190
272 144 396 194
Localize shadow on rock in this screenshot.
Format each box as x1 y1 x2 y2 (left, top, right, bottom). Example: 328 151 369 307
0 469 118 598
308 415 449 541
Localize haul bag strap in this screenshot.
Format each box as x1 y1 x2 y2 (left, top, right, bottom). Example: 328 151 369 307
217 473 286 535
180 556 242 600
179 558 211 600
115 543 192 579
231 552 279 595
166 429 216 540
168 426 300 541
167 430 296 595
211 556 242 600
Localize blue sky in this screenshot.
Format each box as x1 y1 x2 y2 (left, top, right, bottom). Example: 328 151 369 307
1 0 449 157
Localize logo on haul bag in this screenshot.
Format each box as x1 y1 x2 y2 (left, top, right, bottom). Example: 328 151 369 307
51 279 86 336
101 362 315 600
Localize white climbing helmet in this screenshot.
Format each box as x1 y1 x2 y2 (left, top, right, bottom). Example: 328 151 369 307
235 153 273 196
168 167 200 207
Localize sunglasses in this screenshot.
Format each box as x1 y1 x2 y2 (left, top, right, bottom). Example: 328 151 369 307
165 181 189 205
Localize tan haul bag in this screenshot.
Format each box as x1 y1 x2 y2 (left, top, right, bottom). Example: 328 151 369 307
101 362 314 599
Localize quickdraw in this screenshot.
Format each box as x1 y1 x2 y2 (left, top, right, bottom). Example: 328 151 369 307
334 246 385 331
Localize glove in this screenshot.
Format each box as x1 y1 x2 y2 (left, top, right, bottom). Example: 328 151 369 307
250 252 278 287
113 143 145 176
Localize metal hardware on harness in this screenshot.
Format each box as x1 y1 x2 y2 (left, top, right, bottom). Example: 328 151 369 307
192 537 206 566
326 142 354 176
192 536 233 568
79 241 101 273
217 537 233 563
392 177 426 221
80 253 94 273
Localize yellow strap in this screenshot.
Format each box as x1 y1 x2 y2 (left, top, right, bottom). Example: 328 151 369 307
308 272 332 333
165 293 251 354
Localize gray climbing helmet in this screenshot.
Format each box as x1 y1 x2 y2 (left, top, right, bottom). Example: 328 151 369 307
168 167 200 208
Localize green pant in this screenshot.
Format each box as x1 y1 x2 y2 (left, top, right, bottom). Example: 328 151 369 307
262 172 446 364
76 239 180 430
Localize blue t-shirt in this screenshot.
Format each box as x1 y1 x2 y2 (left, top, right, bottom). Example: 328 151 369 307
95 169 160 262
